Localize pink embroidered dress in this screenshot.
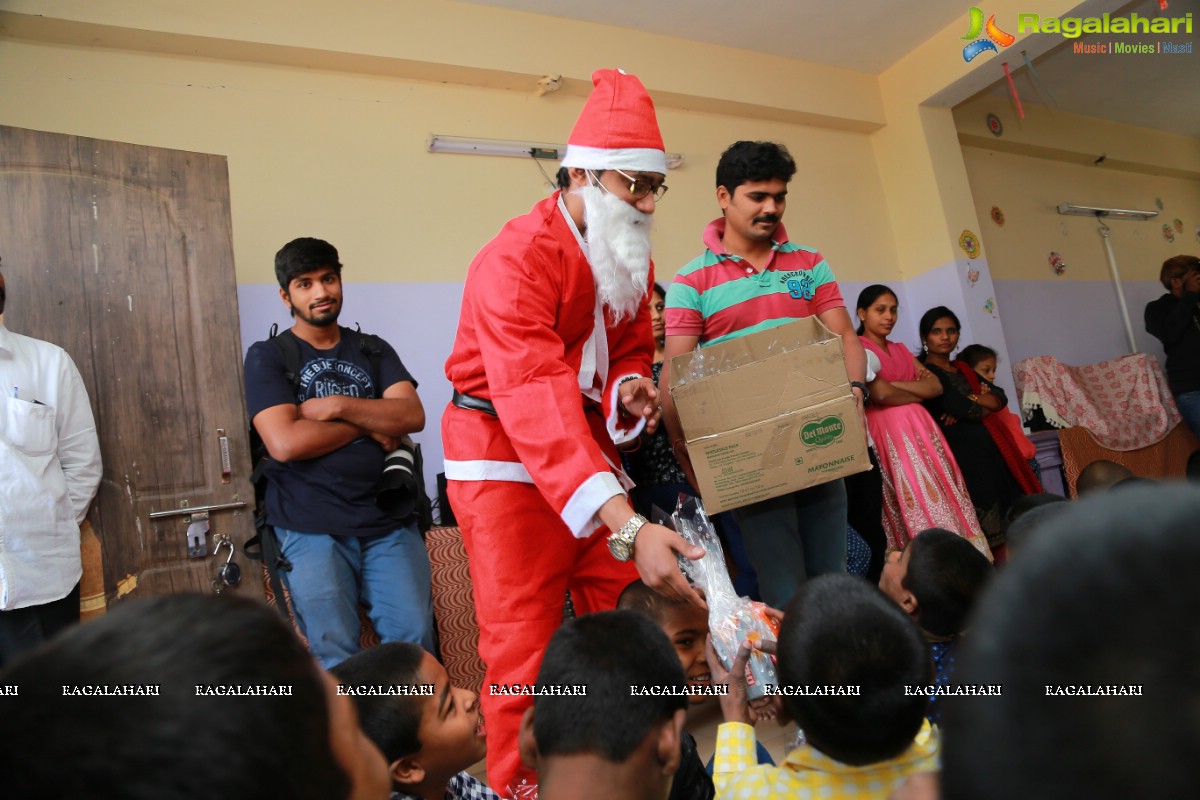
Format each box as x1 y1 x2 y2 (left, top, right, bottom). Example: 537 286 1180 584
860 338 991 558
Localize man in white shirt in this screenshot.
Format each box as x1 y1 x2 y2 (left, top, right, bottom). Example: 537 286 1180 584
0 267 102 665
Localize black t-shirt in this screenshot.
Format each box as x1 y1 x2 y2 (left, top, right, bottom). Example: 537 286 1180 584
1145 291 1200 394
244 331 416 536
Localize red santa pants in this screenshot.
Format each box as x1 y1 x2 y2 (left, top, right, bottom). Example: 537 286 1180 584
449 478 638 797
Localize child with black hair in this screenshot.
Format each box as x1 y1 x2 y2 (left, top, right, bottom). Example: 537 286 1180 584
879 527 993 725
943 485 1200 799
0 594 392 800
331 643 496 800
617 579 776 799
519 610 690 800
710 574 938 798
1003 493 1068 557
958 344 1038 471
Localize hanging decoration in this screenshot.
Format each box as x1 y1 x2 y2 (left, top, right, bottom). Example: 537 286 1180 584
1002 62 1025 119
983 297 997 317
1049 251 1067 275
1173 218 1184 233
959 230 981 258
1162 224 1176 243
1021 51 1059 105
966 266 981 286
990 206 1005 226
1155 197 1164 210
986 113 1003 136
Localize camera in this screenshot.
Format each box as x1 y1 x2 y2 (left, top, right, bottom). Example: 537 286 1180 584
378 435 420 519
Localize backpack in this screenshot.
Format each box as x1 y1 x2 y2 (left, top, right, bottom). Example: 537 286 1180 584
244 324 433 615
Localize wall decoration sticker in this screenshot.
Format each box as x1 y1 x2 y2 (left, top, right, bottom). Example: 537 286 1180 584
986 113 1003 136
1049 251 1067 275
959 230 981 258
1163 224 1176 243
990 206 1005 226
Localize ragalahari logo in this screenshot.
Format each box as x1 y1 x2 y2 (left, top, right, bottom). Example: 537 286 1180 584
962 7 1015 61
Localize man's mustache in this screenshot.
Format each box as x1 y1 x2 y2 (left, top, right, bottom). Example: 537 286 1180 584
753 215 779 224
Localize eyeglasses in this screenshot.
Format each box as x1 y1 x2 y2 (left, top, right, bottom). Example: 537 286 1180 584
612 168 669 202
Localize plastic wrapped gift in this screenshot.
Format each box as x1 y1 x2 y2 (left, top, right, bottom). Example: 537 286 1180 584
671 495 779 699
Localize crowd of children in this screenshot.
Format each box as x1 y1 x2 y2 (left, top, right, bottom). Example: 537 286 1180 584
5 473 1199 799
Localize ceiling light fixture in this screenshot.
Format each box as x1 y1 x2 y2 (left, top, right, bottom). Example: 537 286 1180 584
428 135 684 169
1056 203 1158 221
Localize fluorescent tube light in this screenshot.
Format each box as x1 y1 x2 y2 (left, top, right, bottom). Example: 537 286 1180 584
428 136 563 160
429 135 684 169
1056 203 1158 221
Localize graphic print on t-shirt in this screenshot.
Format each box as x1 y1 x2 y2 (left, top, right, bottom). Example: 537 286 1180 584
782 270 816 301
296 358 374 401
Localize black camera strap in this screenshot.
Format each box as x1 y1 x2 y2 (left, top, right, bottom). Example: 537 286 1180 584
245 325 390 617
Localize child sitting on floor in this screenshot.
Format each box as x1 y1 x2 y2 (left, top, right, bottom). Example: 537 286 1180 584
519 610 690 800
879 527 994 725
331 643 496 800
618 579 775 796
711 574 939 799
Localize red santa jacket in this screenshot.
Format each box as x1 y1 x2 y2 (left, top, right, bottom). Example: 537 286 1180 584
443 193 653 537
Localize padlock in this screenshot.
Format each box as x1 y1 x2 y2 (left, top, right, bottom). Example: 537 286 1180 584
212 535 241 589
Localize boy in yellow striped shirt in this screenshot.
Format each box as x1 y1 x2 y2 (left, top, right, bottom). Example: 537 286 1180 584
710 575 939 799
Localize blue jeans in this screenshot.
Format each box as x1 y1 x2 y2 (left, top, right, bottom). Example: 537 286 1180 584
731 479 848 610
1175 391 1200 441
276 524 434 668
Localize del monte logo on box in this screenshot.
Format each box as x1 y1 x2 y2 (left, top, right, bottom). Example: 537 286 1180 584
801 416 845 448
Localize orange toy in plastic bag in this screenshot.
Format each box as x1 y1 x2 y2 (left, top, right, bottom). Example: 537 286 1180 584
672 497 778 699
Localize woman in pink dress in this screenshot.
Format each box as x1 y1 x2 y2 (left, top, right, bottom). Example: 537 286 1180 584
855 285 990 558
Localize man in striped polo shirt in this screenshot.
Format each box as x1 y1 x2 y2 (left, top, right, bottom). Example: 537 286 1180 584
661 140 868 609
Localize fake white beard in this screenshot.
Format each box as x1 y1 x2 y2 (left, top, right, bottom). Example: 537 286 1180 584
576 185 653 323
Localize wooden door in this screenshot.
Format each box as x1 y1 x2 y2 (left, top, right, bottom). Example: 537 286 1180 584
0 125 260 602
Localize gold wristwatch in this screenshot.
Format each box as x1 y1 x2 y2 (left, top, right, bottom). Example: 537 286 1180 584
607 513 648 562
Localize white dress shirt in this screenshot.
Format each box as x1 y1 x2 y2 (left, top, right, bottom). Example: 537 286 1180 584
0 323 102 610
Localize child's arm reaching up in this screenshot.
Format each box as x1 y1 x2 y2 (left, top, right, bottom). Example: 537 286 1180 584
708 636 780 794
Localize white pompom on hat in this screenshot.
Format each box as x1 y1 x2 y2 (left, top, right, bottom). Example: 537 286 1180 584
560 68 667 175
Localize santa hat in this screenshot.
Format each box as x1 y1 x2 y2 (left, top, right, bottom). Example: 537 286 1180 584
561 68 667 175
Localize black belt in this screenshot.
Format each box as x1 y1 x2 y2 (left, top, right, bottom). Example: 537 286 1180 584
452 389 602 419
452 390 497 417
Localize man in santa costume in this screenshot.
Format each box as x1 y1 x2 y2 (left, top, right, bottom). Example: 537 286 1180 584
442 68 705 796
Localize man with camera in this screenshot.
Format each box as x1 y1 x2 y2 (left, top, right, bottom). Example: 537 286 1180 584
245 237 433 668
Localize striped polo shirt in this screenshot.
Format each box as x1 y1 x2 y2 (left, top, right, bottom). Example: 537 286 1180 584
665 218 845 346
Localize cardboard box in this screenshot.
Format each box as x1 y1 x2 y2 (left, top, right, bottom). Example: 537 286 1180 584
668 317 869 514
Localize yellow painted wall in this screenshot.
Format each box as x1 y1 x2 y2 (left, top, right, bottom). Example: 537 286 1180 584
870 0 1112 279
0 0 886 130
0 30 899 286
957 102 1200 284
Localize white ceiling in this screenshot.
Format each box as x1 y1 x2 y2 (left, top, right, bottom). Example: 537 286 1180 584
463 0 967 73
979 0 1200 138
465 0 1200 138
